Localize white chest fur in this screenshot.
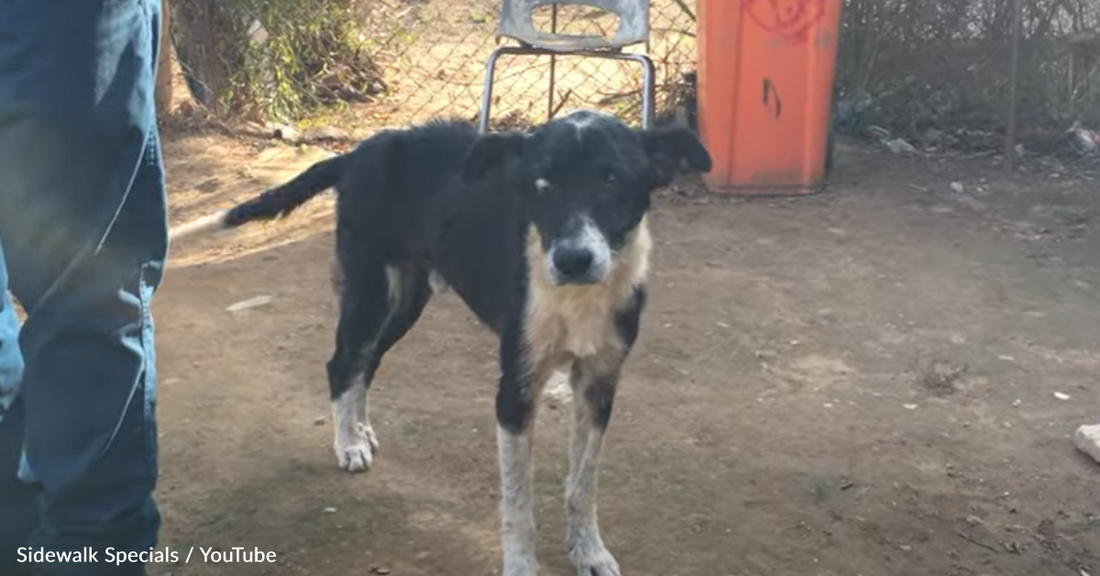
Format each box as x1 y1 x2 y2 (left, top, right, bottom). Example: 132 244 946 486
523 218 652 364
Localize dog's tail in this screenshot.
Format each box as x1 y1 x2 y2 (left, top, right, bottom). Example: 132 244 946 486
169 154 346 242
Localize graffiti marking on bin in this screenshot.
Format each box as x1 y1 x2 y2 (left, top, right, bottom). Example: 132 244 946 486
744 0 826 45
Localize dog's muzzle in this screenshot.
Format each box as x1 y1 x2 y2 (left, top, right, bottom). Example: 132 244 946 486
547 239 610 285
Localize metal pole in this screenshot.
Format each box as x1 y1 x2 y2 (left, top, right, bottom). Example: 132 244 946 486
548 4 558 122
479 48 505 134
1005 0 1023 167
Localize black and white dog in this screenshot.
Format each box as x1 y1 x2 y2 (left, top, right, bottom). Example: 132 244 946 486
171 110 712 576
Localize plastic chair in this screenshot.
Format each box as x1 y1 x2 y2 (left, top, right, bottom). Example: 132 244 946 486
477 0 656 133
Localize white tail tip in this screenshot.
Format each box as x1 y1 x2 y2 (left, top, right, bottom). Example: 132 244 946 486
169 211 231 242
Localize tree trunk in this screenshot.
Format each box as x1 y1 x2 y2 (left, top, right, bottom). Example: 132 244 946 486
155 0 174 118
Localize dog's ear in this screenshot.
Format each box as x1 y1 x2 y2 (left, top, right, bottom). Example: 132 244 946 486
642 127 713 187
463 131 528 182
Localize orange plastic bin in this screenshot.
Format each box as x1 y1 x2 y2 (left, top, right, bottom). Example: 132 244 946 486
697 0 843 195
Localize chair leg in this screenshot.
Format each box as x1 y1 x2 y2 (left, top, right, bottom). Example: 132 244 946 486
621 53 656 129
479 46 509 134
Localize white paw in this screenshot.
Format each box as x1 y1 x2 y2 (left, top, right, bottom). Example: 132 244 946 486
335 424 379 473
570 540 620 576
502 556 539 576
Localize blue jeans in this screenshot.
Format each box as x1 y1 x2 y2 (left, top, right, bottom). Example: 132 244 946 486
0 1 168 575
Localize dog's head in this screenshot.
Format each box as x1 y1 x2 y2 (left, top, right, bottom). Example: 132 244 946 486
463 110 712 286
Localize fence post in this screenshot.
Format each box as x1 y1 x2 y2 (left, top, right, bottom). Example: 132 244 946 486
1005 0 1023 167
155 0 173 118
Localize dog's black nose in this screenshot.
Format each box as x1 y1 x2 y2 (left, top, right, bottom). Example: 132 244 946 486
553 245 594 279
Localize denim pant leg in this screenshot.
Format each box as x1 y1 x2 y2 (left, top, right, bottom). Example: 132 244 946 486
0 242 39 576
0 242 22 417
0 1 168 574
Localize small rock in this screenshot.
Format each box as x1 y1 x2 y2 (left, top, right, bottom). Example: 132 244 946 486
313 417 325 426
1073 423 1100 464
269 123 300 142
888 138 918 154
903 403 919 410
923 128 948 144
369 567 391 575
950 182 965 193
323 507 337 514
867 125 892 140
1054 391 1071 401
302 126 352 142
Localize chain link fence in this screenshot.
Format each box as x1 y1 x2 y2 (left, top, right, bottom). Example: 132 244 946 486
169 0 697 131
167 0 1100 157
835 0 1100 157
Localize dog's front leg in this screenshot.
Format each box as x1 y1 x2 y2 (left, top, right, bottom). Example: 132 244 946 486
496 342 551 576
565 353 625 576
497 421 538 576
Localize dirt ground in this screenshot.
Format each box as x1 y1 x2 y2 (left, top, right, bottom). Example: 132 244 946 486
148 124 1100 576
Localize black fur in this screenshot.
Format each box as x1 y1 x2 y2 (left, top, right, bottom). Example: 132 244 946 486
585 373 618 430
615 287 646 352
225 154 346 226
496 317 535 433
193 111 710 436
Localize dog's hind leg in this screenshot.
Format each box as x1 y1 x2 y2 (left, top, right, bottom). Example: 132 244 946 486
328 260 431 473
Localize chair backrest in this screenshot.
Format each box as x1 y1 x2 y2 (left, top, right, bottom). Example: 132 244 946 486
498 0 650 51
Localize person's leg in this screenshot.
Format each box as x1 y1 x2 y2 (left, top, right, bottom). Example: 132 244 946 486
0 1 168 575
0 243 38 576
0 248 23 419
